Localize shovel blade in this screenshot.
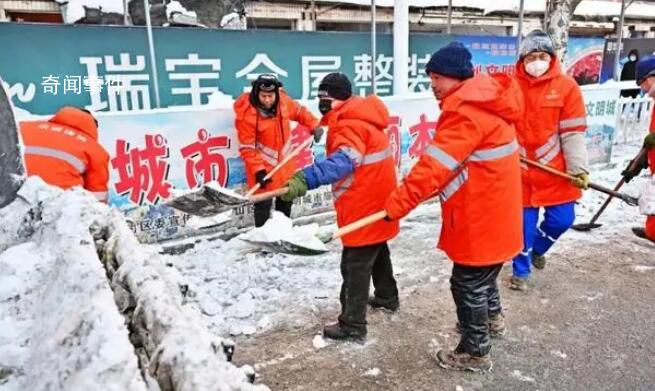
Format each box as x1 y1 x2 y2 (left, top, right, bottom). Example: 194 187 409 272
166 185 248 217
571 223 603 232
241 238 328 256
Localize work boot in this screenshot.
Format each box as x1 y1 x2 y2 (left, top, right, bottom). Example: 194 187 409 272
455 313 506 339
532 253 547 270
368 295 399 312
488 313 506 338
435 349 493 372
322 322 366 342
632 227 655 243
509 276 528 292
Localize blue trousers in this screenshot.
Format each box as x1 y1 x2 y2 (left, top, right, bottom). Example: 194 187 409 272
512 202 576 278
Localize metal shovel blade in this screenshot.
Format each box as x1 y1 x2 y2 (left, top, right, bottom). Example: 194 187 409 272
571 223 603 232
241 238 328 256
166 185 248 217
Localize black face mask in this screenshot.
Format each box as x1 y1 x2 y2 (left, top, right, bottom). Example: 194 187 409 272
318 99 333 115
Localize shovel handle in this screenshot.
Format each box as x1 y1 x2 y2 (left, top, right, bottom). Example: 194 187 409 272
246 137 314 197
332 210 387 241
521 157 639 206
248 187 289 204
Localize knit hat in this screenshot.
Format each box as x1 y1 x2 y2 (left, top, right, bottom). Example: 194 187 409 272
425 42 474 80
519 30 555 58
636 54 655 85
318 72 352 100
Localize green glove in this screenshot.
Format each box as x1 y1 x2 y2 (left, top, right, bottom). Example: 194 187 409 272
643 133 655 149
571 172 590 190
281 172 308 202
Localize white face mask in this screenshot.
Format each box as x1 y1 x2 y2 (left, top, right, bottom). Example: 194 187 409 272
524 60 550 78
629 55 637 62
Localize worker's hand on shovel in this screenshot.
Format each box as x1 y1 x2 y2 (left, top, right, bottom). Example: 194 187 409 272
570 172 590 190
280 172 308 202
312 126 325 143
255 169 272 189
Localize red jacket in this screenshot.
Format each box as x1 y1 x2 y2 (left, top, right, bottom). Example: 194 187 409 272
322 95 400 247
515 58 588 207
234 91 319 193
385 73 523 266
20 107 110 201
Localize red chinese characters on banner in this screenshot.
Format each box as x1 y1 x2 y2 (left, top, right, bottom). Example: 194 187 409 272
408 114 437 159
291 123 314 169
180 128 230 188
112 134 172 205
386 115 402 170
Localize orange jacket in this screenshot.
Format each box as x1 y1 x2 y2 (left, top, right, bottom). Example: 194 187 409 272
322 95 400 247
20 107 110 202
234 90 319 193
385 73 523 266
515 58 588 207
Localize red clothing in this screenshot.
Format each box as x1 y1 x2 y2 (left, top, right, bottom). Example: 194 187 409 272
515 58 588 207
20 107 109 201
385 73 524 266
322 95 400 247
234 91 319 193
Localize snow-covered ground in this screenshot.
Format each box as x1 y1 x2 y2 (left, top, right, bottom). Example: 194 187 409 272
162 142 653 338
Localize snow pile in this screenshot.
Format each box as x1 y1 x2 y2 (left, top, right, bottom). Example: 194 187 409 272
55 0 125 23
0 177 146 391
241 211 328 253
166 1 197 19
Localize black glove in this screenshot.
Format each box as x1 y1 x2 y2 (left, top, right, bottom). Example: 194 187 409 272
621 151 649 183
644 133 655 150
255 169 272 188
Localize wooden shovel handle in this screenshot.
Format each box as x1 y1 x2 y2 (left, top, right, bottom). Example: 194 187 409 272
248 187 289 204
246 137 314 197
332 210 388 240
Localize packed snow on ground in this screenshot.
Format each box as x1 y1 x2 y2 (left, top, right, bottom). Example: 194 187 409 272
0 178 146 391
165 141 653 338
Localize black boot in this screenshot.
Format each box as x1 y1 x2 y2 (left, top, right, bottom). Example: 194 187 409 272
368 295 399 312
632 227 655 243
253 199 273 227
323 322 366 342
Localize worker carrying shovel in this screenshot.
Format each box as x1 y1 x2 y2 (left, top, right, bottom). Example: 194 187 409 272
279 72 401 342
622 54 655 243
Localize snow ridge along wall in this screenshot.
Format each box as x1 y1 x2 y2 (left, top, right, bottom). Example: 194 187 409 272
0 177 268 391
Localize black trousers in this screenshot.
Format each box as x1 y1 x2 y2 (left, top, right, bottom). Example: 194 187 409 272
253 197 293 227
338 242 398 331
450 263 503 357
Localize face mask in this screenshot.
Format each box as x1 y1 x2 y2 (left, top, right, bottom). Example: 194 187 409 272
524 60 550 78
630 55 637 62
318 99 333 115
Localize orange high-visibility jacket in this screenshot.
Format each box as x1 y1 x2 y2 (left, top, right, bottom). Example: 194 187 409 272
515 58 588 207
322 95 400 247
20 107 110 202
234 90 319 193
385 73 523 266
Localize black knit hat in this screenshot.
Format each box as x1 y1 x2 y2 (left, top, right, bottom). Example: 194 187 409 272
425 42 474 80
318 72 352 100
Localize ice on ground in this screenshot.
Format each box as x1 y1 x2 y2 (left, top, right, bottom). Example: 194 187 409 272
632 265 655 272
312 335 329 349
362 368 381 377
510 370 536 383
241 211 328 253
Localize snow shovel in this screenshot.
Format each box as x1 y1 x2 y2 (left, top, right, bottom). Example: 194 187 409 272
521 157 639 207
572 148 647 231
166 137 313 216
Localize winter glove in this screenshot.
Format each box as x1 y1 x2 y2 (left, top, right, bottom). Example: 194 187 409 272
280 172 308 202
254 169 272 189
570 172 590 190
312 126 325 143
643 133 655 149
621 149 649 183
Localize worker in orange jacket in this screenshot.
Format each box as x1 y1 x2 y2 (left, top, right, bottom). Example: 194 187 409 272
20 106 110 202
510 30 590 291
385 42 523 371
281 73 400 342
234 74 321 227
622 54 655 243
